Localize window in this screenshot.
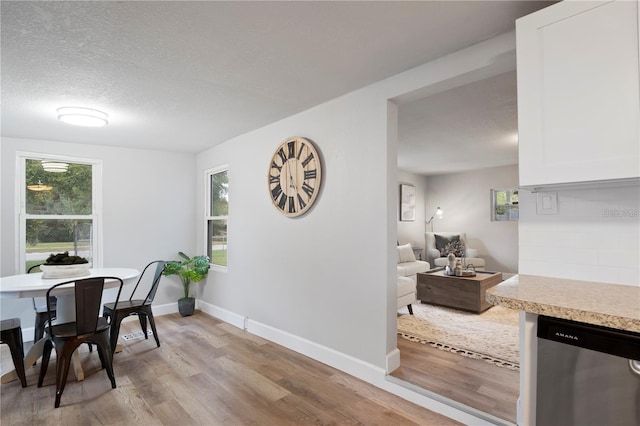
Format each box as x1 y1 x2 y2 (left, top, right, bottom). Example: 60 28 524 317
491 189 519 221
19 154 101 272
206 167 228 267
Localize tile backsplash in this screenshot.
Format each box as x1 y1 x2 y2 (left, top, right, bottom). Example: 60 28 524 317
519 183 640 286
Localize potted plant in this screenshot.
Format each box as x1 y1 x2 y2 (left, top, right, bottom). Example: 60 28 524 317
163 251 211 316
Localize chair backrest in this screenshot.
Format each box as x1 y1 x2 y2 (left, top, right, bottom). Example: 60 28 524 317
129 260 166 305
46 276 123 336
27 264 43 273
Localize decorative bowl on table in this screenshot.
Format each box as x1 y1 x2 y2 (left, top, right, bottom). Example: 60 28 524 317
39 252 91 279
40 263 91 279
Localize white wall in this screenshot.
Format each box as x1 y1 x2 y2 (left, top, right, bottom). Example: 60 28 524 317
0 137 197 328
196 88 394 368
425 165 519 272
397 170 428 252
519 183 640 286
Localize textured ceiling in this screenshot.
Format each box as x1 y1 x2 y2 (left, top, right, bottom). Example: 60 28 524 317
2 1 552 173
399 70 519 176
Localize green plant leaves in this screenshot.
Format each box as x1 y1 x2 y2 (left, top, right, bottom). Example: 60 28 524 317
162 252 211 299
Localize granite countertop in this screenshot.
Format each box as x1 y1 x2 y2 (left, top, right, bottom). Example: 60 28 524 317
486 274 640 333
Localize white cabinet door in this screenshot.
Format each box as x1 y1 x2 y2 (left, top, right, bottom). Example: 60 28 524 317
517 0 640 187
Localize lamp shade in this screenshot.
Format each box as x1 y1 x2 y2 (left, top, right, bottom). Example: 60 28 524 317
57 107 108 127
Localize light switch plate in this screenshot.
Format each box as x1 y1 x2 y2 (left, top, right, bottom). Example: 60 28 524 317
536 191 558 215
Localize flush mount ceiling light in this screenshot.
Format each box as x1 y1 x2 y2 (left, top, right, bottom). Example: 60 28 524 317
57 107 109 127
27 180 53 192
41 161 69 173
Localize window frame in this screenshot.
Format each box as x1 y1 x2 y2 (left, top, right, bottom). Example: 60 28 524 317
204 164 229 271
490 188 519 221
17 152 103 272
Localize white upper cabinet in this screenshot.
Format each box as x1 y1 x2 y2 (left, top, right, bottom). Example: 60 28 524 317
517 0 640 188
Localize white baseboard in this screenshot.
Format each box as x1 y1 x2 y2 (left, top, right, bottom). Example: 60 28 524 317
196 299 245 329
149 301 179 317
386 348 401 372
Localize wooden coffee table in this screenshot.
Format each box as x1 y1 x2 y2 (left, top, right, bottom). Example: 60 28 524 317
417 269 503 313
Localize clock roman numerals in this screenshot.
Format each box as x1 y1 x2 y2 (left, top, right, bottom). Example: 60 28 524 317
304 169 316 180
301 182 314 198
271 161 282 172
269 174 280 184
287 141 296 159
301 153 314 167
296 193 307 210
277 148 287 164
277 192 287 210
271 183 283 200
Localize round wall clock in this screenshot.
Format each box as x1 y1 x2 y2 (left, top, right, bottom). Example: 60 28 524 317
268 136 322 217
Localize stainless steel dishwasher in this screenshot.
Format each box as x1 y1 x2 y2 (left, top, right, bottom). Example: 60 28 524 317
536 315 640 425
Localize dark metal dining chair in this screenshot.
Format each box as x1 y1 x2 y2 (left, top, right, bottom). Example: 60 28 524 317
0 318 28 387
28 264 57 343
37 276 123 408
103 260 166 353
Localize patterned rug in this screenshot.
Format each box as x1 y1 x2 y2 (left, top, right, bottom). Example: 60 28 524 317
397 303 520 370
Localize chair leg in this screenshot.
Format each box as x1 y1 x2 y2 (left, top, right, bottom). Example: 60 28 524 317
407 304 414 315
96 333 116 389
138 314 148 339
109 313 125 354
38 340 53 387
54 342 78 408
34 313 46 343
96 343 107 369
5 330 27 388
145 310 160 348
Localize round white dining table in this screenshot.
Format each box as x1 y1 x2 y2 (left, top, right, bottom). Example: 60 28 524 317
0 267 139 384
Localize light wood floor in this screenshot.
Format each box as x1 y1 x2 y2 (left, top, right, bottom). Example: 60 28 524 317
1 312 461 425
391 313 519 424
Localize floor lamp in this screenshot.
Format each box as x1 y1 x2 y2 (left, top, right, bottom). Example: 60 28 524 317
426 207 443 232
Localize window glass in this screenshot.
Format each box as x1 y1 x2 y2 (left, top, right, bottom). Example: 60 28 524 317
207 169 228 267
26 160 92 215
25 219 93 270
491 189 519 221
21 156 99 271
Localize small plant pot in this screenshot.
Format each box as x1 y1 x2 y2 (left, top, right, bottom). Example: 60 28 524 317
178 297 195 317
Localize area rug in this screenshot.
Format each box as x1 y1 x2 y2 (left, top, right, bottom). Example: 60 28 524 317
397 303 520 370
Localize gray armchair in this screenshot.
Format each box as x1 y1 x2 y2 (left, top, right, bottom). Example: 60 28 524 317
425 232 485 270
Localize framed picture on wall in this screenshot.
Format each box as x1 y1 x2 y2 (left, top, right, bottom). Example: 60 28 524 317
400 184 416 221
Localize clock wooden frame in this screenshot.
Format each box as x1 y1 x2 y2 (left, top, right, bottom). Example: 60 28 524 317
268 136 322 217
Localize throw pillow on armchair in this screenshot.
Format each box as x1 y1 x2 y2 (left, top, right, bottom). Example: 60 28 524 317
425 232 486 270
434 234 465 258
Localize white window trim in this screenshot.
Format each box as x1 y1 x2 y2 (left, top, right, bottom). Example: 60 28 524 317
204 164 229 272
16 151 103 272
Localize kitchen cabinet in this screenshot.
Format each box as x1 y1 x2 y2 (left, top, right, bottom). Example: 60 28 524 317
516 0 640 188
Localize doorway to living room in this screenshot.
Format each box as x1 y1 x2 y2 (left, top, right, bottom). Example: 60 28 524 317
392 65 520 423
